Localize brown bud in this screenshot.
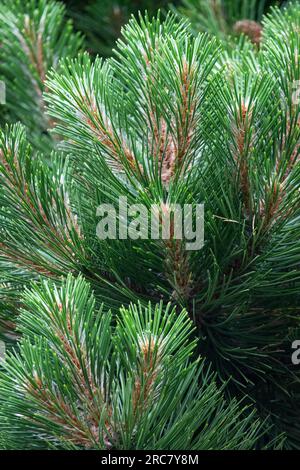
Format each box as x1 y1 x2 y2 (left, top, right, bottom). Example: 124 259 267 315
233 20 262 46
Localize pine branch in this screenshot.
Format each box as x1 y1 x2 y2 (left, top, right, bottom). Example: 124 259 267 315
0 274 272 450
0 0 83 152
0 124 86 277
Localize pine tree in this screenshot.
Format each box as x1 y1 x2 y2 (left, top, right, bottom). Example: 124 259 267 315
0 0 83 153
0 0 300 450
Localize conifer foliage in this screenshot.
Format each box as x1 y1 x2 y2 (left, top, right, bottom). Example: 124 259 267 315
0 0 83 152
174 0 279 44
0 0 300 450
0 275 268 450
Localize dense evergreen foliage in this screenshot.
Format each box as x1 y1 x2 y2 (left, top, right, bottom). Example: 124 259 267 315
0 0 299 450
